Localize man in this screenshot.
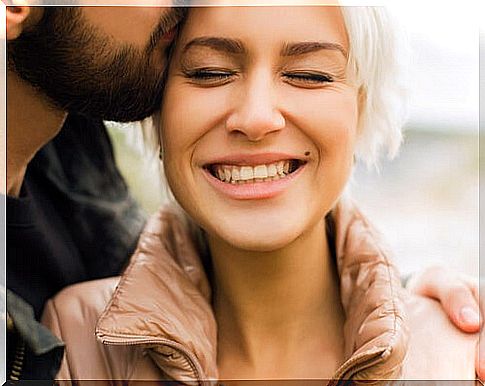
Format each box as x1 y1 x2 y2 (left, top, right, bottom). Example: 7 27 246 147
4 3 482 381
7 5 183 193
6 5 183 379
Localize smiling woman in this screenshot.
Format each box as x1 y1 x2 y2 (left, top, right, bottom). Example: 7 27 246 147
41 6 476 383
162 7 358 254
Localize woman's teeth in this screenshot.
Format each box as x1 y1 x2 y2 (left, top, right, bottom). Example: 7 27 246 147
212 161 294 184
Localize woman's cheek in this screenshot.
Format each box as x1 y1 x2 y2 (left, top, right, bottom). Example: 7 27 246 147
161 93 188 187
324 123 356 183
321 92 359 152
164 85 228 145
162 89 199 156
310 93 358 196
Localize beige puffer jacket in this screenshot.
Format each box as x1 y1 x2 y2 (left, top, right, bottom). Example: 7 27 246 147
42 199 476 384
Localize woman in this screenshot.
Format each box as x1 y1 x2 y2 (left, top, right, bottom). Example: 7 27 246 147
42 6 477 382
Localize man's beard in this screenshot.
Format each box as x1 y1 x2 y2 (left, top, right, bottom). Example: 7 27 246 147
8 7 183 122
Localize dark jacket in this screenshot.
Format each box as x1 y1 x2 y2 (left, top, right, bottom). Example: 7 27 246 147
6 113 146 380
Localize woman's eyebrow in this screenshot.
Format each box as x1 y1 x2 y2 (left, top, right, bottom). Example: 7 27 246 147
281 42 348 58
182 37 246 55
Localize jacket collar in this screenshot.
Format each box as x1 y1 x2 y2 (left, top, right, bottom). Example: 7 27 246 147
96 198 408 382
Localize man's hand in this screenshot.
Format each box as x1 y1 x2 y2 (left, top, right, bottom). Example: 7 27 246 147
407 266 481 377
407 266 479 332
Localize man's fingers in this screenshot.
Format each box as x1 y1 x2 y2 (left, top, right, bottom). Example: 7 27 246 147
442 285 480 333
407 266 481 333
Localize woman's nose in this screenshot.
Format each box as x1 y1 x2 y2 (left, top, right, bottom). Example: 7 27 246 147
225 75 285 142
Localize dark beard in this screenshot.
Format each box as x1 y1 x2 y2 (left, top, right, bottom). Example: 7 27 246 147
8 7 183 122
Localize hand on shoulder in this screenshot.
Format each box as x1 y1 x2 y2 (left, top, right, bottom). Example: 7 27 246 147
402 291 477 380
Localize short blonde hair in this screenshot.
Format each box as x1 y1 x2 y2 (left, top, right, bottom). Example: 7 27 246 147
341 6 409 167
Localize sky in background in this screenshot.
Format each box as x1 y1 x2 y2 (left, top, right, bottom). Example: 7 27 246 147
351 3 480 275
387 3 479 132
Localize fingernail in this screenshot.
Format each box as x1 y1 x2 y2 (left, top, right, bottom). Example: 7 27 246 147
460 306 480 325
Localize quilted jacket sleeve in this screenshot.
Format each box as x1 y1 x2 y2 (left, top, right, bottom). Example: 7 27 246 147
41 299 73 380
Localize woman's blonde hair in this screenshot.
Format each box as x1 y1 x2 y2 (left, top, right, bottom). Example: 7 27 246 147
341 6 409 167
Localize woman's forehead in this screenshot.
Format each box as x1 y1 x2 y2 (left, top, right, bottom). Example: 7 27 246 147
181 6 349 50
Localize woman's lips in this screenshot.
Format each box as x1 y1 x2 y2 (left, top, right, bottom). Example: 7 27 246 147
202 160 306 200
205 153 305 166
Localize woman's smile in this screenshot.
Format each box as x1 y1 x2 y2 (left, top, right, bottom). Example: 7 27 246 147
202 153 308 200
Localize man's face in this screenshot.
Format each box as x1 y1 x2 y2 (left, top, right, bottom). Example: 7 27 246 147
8 6 184 122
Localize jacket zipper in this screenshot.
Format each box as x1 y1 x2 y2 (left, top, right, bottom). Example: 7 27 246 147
97 333 204 384
9 337 26 381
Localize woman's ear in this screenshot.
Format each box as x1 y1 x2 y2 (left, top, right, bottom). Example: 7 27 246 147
6 5 31 40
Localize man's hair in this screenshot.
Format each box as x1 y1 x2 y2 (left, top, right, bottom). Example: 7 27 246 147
342 7 409 168
7 7 175 122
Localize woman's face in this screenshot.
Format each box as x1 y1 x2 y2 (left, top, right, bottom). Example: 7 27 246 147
161 7 359 251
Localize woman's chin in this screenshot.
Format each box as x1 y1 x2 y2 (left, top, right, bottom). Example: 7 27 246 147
191 202 317 253
210 222 304 253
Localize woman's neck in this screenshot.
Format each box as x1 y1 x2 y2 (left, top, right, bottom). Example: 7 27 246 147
208 217 345 379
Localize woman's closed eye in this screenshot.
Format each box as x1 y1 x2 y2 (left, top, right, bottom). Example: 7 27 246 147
181 67 335 89
281 71 334 88
182 67 238 86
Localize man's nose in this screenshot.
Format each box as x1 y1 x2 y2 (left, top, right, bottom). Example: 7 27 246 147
225 74 285 142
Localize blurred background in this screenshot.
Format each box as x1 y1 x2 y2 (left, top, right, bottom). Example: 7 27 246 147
106 4 479 277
